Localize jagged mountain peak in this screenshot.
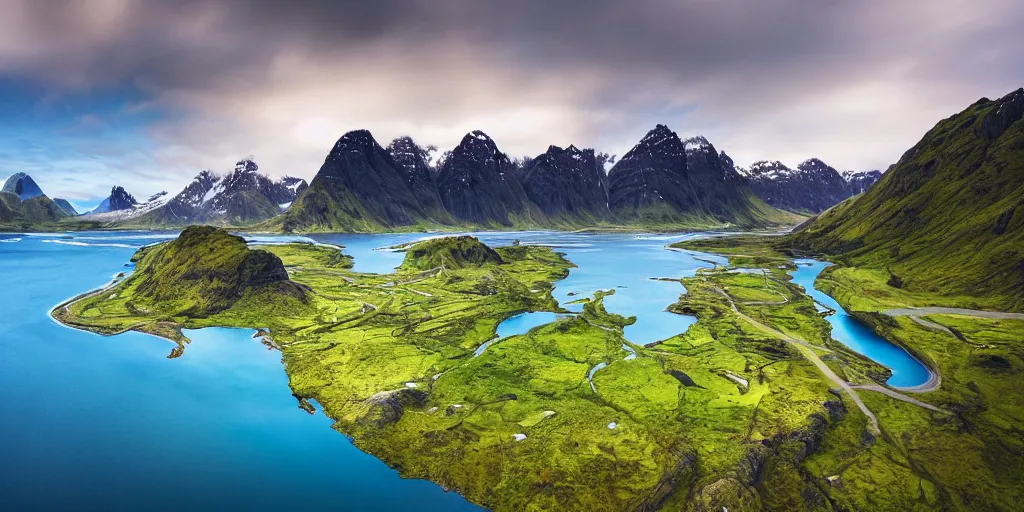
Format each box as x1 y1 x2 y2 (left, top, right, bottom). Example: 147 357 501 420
2 172 45 200
638 124 679 146
108 186 138 210
333 129 381 151
458 130 499 149
468 130 493 141
797 158 831 170
452 130 509 166
749 160 790 172
975 87 1024 140
234 157 258 174
683 135 712 152
542 144 592 163
719 151 735 169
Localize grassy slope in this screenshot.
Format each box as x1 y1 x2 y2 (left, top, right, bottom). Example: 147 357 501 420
789 90 1024 311
675 235 1024 510
0 191 69 230
55 228 907 511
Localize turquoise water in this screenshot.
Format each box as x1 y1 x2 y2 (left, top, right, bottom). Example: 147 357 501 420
0 230 931 510
0 232 479 511
305 231 727 346
789 259 931 388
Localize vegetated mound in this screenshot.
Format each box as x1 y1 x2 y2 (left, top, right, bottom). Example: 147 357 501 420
788 87 1024 310
0 191 69 225
130 225 306 316
402 236 504 270
53 198 78 216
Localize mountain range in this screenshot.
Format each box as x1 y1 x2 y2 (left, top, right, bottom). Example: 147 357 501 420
741 159 883 213
274 125 802 232
4 125 889 232
77 159 307 227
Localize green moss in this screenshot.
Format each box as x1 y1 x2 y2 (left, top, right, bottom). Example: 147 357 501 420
401 235 505 270
55 226 1024 510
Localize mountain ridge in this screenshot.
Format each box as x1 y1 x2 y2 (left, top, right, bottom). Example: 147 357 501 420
789 87 1024 310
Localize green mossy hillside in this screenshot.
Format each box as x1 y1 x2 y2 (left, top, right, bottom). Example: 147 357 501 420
788 88 1024 311
128 226 307 316
401 235 505 270
674 234 1024 510
0 191 69 230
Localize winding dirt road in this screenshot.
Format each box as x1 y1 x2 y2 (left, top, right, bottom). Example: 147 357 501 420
883 307 1024 321
711 287 955 434
711 287 881 435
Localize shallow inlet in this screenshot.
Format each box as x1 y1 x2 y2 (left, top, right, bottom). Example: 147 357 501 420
789 259 932 388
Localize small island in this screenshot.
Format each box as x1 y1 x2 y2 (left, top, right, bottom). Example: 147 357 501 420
54 226 1023 511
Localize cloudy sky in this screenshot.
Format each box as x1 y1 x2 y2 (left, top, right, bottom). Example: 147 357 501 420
1 0 1021 208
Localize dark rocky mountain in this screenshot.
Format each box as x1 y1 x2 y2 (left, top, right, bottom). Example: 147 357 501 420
520 145 610 221
742 158 852 213
2 173 45 200
607 125 692 216
53 198 79 216
387 136 453 223
843 170 883 194
92 186 139 214
274 130 441 232
436 131 541 226
608 126 783 225
143 169 221 224
742 158 886 214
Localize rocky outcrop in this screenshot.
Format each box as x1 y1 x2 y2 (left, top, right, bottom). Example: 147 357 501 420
403 236 504 270
133 225 305 316
359 388 429 428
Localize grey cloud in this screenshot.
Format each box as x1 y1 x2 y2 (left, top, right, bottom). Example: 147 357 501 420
1 0 1022 200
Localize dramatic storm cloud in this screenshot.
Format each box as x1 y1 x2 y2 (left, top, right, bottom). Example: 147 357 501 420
1 0 1021 205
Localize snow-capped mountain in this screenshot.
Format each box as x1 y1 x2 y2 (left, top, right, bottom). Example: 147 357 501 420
85 189 170 221
742 158 876 213
843 169 883 194
82 159 307 226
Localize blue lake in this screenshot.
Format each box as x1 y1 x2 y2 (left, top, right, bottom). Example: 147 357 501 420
0 230 929 510
0 232 479 511
789 259 932 388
